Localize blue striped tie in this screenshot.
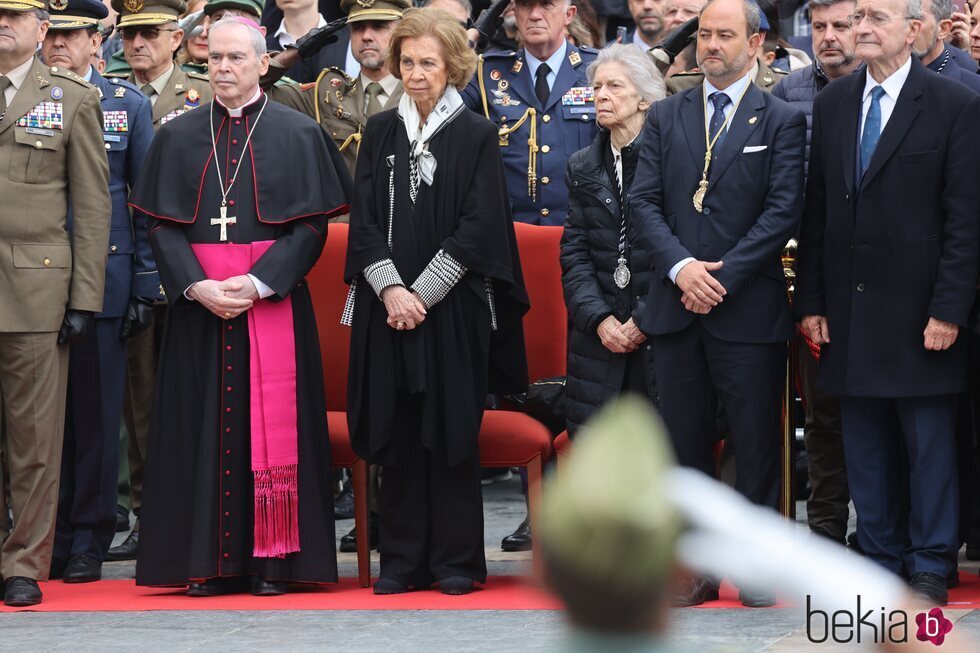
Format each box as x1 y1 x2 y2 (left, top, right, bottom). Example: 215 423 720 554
860 86 885 174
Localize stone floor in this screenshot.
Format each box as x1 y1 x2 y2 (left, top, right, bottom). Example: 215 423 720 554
4 474 980 652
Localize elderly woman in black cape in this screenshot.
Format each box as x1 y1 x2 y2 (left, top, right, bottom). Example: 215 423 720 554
343 7 529 596
561 44 666 436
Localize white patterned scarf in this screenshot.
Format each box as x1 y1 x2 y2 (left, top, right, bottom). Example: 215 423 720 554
397 85 465 190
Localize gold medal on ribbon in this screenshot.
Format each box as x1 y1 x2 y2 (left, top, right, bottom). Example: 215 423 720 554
693 82 751 213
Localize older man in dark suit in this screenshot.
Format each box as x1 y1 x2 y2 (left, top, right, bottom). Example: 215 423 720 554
631 0 805 607
797 0 980 606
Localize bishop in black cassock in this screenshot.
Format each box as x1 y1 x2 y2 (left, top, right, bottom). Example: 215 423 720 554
128 74 350 591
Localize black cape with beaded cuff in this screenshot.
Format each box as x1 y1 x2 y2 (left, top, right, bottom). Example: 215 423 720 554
344 108 529 468
129 95 350 587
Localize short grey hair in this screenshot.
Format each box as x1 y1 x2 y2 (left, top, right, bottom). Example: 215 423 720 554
925 0 951 21
208 16 267 57
701 0 761 36
424 0 473 16
586 44 667 106
904 0 924 19
808 0 855 11
34 8 49 20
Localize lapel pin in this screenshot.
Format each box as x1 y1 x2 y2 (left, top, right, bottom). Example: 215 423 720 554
748 116 758 124
51 86 63 100
511 60 523 74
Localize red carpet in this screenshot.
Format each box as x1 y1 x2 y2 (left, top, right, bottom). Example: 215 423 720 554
3 573 979 613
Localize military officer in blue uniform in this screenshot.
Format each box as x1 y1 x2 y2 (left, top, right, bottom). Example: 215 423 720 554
461 0 598 226
41 0 159 583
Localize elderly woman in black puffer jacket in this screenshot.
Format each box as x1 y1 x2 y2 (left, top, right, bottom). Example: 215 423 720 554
560 44 666 436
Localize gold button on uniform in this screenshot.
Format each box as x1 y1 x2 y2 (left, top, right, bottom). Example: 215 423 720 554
542 114 551 123
541 145 550 153
541 208 550 217
43 258 51 266
34 141 43 149
541 176 550 184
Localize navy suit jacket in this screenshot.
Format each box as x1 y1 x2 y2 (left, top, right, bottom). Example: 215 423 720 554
87 71 159 317
631 81 806 343
796 57 980 397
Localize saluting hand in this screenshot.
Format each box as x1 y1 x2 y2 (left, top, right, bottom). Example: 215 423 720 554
189 279 253 320
923 317 958 351
801 315 831 345
676 260 727 310
382 285 427 331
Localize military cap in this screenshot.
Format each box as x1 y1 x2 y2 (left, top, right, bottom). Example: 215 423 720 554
47 0 108 30
539 397 682 590
111 0 185 27
341 0 410 23
202 0 262 18
0 0 47 12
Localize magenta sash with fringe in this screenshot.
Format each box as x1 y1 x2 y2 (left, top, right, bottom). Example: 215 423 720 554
192 241 300 558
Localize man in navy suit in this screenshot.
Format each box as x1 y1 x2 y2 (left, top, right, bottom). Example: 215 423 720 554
41 0 159 583
797 0 980 606
631 0 805 607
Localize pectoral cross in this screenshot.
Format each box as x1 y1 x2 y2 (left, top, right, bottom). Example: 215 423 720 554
210 203 236 242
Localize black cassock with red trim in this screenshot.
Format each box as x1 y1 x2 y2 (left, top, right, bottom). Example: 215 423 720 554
129 94 350 586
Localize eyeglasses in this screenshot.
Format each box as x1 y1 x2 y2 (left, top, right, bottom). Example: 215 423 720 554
120 27 178 41
849 11 918 27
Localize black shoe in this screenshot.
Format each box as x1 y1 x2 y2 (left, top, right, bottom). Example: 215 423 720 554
671 576 719 607
49 557 67 580
846 531 863 555
946 568 959 589
739 586 777 608
373 577 408 595
439 576 474 595
115 506 130 533
187 577 248 597
63 554 102 583
106 527 138 561
334 481 355 520
500 517 531 552
339 515 378 553
909 572 948 606
966 543 980 561
4 577 42 607
250 577 288 596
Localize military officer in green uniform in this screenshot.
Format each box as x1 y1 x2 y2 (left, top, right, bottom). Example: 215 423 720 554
0 0 110 607
267 0 409 178
112 0 212 129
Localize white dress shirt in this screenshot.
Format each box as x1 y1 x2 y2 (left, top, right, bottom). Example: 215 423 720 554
525 40 567 93
669 66 756 284
859 56 911 137
275 13 326 49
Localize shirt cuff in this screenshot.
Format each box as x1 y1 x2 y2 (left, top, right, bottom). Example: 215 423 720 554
184 281 197 300
411 249 468 309
247 274 275 299
364 259 405 298
668 257 697 284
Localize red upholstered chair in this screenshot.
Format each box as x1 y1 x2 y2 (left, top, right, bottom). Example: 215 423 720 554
553 430 572 468
478 223 567 571
306 222 371 588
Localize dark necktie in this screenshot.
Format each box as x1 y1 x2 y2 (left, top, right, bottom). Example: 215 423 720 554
365 82 383 117
535 63 551 107
0 75 11 125
861 86 885 173
141 83 156 106
708 91 731 149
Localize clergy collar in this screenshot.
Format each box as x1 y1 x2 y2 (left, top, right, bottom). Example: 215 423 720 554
215 87 264 117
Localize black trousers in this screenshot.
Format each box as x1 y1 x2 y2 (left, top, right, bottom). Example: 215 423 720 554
378 398 486 587
55 317 126 562
651 321 785 507
796 333 849 542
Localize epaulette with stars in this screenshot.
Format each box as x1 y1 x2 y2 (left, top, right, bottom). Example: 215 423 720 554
48 65 92 88
186 70 210 82
108 77 142 94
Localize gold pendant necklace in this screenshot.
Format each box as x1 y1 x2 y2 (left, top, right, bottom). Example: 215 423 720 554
693 81 752 213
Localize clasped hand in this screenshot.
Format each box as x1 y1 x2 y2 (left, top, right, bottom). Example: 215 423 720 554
382 285 427 331
597 316 647 354
676 260 726 314
190 275 258 320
